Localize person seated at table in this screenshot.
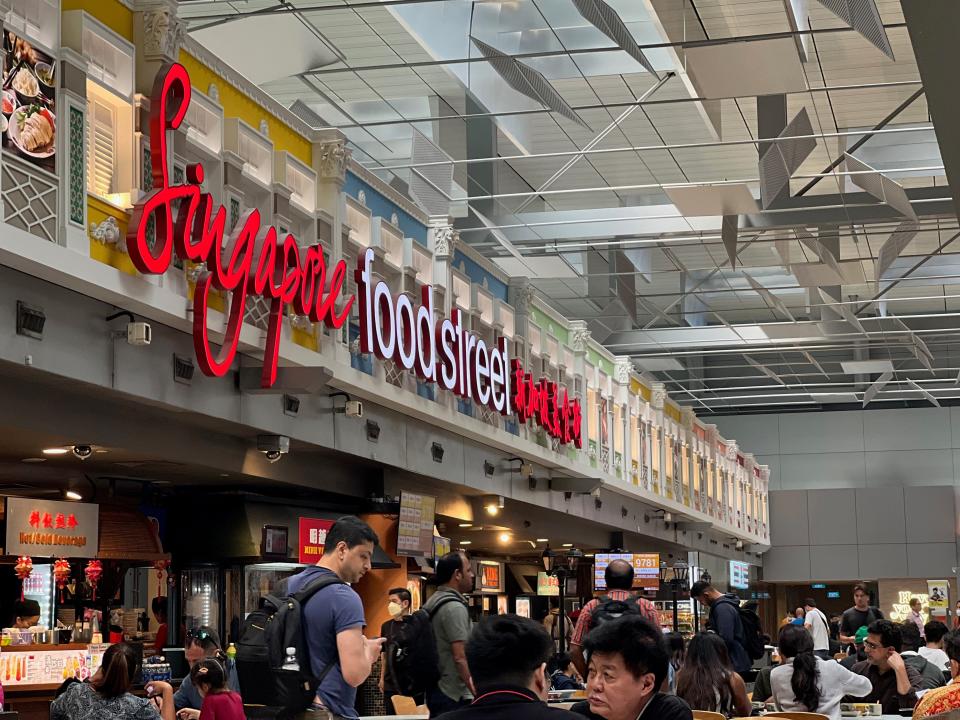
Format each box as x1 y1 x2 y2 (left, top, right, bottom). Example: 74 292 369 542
571 615 692 720
771 624 871 720
174 626 240 715
845 620 922 714
676 632 751 718
51 642 175 720
913 629 960 719
549 653 584 691
919 621 950 670
899 621 945 690
437 613 582 720
187 659 245 720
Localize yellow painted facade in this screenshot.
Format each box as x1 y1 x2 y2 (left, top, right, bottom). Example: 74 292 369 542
178 51 313 167
62 0 133 40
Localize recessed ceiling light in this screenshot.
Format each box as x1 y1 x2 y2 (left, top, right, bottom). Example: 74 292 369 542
42 448 68 456
536 538 549 543
64 490 82 501
458 523 472 528
562 543 573 548
95 449 108 454
459 540 472 546
498 533 512 544
21 458 45 463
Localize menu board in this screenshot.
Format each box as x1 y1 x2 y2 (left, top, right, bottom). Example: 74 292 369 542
2 31 56 173
397 491 436 557
0 644 108 686
730 560 750 590
594 553 659 591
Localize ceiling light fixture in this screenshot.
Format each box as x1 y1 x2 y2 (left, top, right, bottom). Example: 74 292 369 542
42 448 68 456
498 533 511 544
536 538 549 543
21 458 45 463
64 490 82 501
459 523 473 528
459 540 472 546
562 543 573 548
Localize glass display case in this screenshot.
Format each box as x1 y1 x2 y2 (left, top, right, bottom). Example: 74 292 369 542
181 567 221 633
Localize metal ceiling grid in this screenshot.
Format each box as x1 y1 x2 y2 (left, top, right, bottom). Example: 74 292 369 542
176 0 960 414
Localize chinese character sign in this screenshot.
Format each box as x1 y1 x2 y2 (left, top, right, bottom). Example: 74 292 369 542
6 498 98 558
298 518 334 564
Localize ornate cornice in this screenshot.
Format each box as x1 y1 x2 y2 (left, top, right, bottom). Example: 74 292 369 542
141 5 185 62
316 139 350 183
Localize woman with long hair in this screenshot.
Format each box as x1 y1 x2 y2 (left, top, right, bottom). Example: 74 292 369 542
771 624 871 720
51 642 175 720
675 632 751 717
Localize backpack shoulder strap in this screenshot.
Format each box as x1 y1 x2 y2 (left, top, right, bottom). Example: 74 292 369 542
292 573 346 605
426 594 467 619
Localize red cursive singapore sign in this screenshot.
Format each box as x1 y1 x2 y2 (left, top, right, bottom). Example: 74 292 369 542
129 63 581 446
127 62 351 388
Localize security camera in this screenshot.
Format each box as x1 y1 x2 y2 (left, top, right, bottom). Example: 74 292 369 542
72 445 92 460
345 400 363 418
735 539 744 551
126 322 152 346
257 435 290 462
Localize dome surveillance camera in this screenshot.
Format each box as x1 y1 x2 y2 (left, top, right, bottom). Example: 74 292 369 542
72 445 92 460
264 450 283 463
257 435 290 463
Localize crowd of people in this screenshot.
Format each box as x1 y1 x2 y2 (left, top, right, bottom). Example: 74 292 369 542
37 516 960 720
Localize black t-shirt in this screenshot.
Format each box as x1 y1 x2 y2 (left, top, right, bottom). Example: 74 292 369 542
380 618 401 693
572 693 692 720
841 606 883 638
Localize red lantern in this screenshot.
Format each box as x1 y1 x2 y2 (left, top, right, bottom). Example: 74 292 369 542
84 560 103 601
14 556 32 600
53 559 71 602
153 560 169 599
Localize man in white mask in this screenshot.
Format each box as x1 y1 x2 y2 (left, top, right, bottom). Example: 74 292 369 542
379 587 412 713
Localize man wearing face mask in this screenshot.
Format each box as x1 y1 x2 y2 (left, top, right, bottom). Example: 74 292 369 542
379 587 413 713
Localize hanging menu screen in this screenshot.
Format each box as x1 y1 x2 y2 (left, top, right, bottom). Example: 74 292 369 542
594 553 659 591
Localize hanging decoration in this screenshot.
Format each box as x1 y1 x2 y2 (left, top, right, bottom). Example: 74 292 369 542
84 560 103 601
53 558 71 602
14 555 32 600
154 560 169 599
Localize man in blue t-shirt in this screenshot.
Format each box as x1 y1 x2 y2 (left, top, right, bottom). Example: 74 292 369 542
288 516 385 719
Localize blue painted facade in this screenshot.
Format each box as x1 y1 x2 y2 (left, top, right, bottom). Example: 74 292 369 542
452 249 508 301
344 171 428 247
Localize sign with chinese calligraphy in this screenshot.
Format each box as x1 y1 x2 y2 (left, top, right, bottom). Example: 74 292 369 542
298 518 334 564
537 571 560 596
515 597 531 618
6 498 99 558
397 491 436 557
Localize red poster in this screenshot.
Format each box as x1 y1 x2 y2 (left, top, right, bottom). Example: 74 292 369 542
299 518 334 564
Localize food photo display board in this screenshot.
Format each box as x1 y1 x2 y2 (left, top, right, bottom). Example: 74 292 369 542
3 30 56 173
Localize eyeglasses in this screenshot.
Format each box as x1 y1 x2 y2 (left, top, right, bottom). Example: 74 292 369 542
863 640 883 650
186 629 215 646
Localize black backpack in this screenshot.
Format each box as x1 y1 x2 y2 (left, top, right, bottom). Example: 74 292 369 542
591 595 644 629
737 604 766 660
386 595 466 696
235 573 345 716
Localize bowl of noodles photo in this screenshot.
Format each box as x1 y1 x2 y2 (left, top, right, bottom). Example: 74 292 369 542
9 104 54 159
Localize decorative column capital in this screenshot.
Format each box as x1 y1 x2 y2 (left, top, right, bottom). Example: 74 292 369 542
432 224 458 259
725 441 739 462
140 4 185 62
569 320 591 353
614 358 633 385
650 381 666 410
681 406 696 432
316 138 351 183
508 277 537 314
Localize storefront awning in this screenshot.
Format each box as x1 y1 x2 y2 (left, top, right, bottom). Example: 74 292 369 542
97 505 168 562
